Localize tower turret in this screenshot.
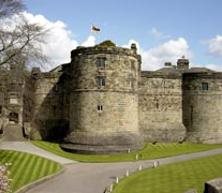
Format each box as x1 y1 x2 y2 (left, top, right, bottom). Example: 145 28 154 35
61 41 142 153
177 56 189 71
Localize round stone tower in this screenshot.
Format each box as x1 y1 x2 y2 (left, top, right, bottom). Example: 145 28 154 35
183 71 222 143
61 41 142 153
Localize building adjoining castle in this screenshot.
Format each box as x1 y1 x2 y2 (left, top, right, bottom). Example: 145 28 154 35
1 40 222 153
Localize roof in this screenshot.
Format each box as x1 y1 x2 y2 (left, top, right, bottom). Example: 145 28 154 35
184 67 215 73
49 63 70 73
141 66 181 79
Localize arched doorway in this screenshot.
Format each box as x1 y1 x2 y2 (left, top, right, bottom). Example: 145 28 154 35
9 112 19 123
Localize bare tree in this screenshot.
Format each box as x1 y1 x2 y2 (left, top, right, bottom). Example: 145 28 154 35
0 0 24 18
0 18 47 70
0 0 47 71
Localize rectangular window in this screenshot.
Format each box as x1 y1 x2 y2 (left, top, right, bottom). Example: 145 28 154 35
9 93 18 104
202 82 208 90
96 57 106 70
54 84 58 92
97 76 106 87
0 105 2 115
97 105 103 112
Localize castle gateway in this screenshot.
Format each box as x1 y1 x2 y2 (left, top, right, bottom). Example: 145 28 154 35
1 41 222 153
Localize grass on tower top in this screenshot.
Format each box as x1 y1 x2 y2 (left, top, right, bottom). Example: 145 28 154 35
96 40 116 47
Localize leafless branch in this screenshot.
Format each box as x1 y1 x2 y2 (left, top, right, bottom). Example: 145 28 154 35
0 0 24 18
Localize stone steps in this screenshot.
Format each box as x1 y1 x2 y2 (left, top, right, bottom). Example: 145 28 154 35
1 124 24 141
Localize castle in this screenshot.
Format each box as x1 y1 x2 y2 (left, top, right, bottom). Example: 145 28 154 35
1 40 222 153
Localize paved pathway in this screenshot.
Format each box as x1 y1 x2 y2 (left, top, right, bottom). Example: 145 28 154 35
2 142 222 193
0 141 75 164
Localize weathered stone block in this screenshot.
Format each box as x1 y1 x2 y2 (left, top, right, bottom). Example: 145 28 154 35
184 189 197 193
204 178 222 193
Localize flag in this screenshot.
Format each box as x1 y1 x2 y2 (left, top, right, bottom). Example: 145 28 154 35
91 25 101 32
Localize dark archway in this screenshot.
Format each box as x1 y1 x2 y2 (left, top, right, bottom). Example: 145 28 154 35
9 112 19 123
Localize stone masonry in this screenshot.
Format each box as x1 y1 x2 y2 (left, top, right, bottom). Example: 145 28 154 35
1 40 222 153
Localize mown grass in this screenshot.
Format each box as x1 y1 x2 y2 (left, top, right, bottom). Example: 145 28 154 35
0 150 62 192
112 153 222 193
32 140 222 163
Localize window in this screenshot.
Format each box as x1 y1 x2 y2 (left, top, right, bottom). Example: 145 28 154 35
9 93 18 104
156 102 159 109
96 57 106 70
131 60 135 71
97 105 103 112
0 106 2 115
202 82 208 90
54 84 58 92
9 112 19 123
97 76 106 87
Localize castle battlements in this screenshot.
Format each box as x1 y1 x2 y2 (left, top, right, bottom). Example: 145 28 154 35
1 40 222 153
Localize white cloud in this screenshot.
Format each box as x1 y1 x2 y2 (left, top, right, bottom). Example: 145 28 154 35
149 27 170 39
0 12 193 72
150 27 162 38
21 12 79 71
122 39 141 53
198 63 222 72
1 11 97 71
208 35 222 57
81 35 96 47
124 38 191 71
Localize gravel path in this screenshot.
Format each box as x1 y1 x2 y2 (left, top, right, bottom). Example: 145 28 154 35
2 141 222 193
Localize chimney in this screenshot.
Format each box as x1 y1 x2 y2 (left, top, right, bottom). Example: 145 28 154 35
131 43 137 54
164 62 172 67
177 56 189 71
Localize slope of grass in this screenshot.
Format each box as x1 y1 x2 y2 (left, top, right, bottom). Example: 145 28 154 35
0 150 62 192
112 153 222 193
32 140 222 163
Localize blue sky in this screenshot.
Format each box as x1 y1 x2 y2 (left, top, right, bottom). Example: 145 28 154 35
24 0 222 70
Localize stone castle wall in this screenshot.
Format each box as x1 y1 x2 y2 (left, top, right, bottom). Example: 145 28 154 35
29 45 222 147
3 41 222 147
0 69 25 140
63 45 142 152
139 71 186 142
31 66 70 140
183 72 222 143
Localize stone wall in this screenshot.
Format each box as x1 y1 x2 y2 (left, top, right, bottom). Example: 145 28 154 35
183 72 222 143
0 69 24 140
31 65 70 140
65 44 142 152
139 71 186 142
68 91 139 146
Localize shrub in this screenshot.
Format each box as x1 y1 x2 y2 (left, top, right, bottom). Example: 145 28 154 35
0 163 11 193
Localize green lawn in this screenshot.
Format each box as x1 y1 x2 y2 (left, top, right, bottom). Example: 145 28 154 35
112 153 222 193
0 150 62 192
32 140 222 163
